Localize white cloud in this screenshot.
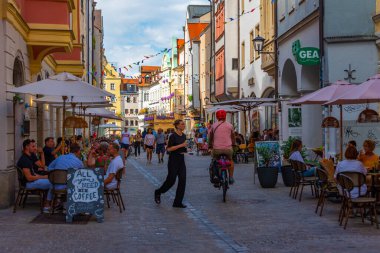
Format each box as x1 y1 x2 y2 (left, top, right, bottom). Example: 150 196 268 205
97 0 210 77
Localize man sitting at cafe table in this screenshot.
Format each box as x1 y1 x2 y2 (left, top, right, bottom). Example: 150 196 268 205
104 142 124 190
43 137 62 167
17 139 51 209
46 143 84 212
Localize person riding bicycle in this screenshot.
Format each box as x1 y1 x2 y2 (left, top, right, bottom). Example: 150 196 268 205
208 109 236 184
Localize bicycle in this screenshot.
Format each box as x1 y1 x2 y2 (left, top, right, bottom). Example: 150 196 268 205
209 155 231 202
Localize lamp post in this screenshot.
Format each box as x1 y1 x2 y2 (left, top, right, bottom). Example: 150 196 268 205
203 96 209 122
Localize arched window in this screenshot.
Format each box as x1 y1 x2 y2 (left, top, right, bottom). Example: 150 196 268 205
13 57 25 87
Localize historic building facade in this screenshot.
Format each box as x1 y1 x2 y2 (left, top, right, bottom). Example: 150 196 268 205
0 0 103 208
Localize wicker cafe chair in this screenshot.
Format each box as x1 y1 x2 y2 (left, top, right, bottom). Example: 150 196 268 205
104 169 125 213
288 160 300 198
290 160 318 201
337 173 378 229
48 170 68 215
315 168 339 216
13 167 45 214
235 144 248 163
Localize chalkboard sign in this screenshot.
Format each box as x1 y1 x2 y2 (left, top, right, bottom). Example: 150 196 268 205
66 168 104 223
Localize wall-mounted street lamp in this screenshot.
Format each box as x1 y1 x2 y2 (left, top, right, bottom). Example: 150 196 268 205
253 35 275 58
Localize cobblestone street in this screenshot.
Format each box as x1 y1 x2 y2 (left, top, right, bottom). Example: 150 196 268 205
1 154 379 253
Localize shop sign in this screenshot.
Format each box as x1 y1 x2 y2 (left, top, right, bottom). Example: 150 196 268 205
292 40 320 66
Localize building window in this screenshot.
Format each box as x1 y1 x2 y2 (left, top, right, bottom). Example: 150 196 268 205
133 97 137 103
215 2 225 40
250 30 254 63
127 97 131 103
125 120 129 126
125 109 128 114
232 58 238 70
110 83 115 90
135 120 138 126
103 84 106 90
130 120 134 126
241 41 245 69
255 25 260 60
135 109 138 114
144 93 149 102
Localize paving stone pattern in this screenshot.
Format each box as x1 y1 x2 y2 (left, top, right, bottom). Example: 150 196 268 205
0 154 379 253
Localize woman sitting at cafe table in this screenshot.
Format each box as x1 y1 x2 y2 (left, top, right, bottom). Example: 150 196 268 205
335 146 367 198
289 139 316 177
87 141 110 170
357 139 379 170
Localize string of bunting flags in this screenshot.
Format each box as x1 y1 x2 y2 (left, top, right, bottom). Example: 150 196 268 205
93 1 273 79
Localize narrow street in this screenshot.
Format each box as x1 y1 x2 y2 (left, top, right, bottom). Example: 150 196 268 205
0 154 379 253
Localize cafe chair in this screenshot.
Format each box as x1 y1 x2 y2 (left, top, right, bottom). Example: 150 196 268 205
48 170 68 215
13 167 45 214
315 168 339 216
104 169 125 213
235 144 248 163
289 160 318 201
337 173 379 230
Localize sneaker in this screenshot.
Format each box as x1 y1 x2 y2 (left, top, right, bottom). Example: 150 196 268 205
43 207 51 214
229 177 235 185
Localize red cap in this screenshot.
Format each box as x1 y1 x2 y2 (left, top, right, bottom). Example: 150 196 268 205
216 110 226 120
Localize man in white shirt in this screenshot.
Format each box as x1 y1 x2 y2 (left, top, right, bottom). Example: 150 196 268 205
105 143 124 190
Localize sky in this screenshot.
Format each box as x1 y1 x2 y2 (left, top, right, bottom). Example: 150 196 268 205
97 0 210 77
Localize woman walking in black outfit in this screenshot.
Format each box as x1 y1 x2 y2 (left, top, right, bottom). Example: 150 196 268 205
155 120 187 208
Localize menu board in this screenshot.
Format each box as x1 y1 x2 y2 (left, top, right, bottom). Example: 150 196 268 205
66 168 104 223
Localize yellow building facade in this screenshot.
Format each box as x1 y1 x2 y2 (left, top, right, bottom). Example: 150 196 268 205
260 0 276 76
103 60 122 129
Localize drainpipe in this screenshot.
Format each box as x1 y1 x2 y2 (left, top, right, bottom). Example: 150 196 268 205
210 0 214 106
183 26 186 114
274 0 282 142
237 0 241 98
237 0 241 131
319 0 327 157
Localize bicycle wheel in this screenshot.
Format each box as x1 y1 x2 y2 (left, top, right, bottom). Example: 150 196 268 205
222 170 228 202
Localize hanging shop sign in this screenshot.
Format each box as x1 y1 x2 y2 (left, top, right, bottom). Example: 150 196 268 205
292 40 320 66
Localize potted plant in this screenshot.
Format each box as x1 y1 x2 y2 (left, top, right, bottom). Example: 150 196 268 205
256 145 279 188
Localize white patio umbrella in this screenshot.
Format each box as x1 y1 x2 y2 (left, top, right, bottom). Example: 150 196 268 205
34 95 110 104
8 72 113 152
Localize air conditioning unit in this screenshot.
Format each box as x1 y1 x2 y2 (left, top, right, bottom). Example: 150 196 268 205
248 77 255 86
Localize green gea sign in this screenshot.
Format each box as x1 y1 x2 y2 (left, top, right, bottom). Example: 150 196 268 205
292 40 320 66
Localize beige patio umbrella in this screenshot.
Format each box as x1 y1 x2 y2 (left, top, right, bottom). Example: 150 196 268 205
289 80 354 158
8 72 113 153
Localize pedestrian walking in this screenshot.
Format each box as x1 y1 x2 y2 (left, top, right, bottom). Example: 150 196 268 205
134 130 142 157
144 128 155 165
154 120 188 208
155 128 166 163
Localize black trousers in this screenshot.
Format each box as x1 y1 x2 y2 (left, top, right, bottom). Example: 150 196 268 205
134 141 141 156
157 154 186 205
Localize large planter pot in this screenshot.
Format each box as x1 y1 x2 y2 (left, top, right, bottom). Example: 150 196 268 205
257 166 278 188
281 165 294 187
